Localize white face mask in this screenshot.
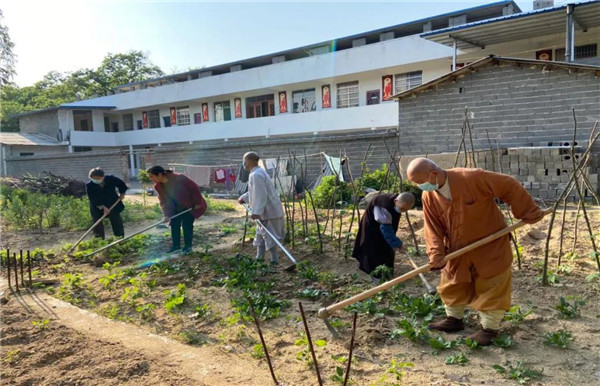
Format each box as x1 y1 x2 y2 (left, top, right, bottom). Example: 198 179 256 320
418 172 438 192
394 206 402 214
92 178 104 184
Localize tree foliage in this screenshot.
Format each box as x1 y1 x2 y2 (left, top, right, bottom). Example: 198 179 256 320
1 50 163 132
0 9 16 87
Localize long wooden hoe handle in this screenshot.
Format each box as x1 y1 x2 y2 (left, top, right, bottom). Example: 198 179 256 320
82 208 193 259
318 208 552 319
68 199 122 254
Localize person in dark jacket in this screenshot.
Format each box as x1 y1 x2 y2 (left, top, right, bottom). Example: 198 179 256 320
147 166 207 254
352 192 415 280
85 167 128 239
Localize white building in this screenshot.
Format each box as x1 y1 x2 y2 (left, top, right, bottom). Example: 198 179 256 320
4 0 600 180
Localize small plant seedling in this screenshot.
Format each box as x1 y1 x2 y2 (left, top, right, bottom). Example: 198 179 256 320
390 318 430 342
492 334 514 348
461 337 479 349
297 260 319 281
555 296 586 319
250 343 265 359
536 270 559 285
445 353 469 365
331 366 349 385
386 359 414 382
543 329 573 348
585 273 600 283
164 283 187 313
31 319 50 330
493 361 543 384
556 265 572 274
178 329 205 345
428 335 459 351
505 305 533 324
371 265 393 282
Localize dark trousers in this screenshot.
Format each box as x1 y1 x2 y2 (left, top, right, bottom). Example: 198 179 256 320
92 211 125 239
170 211 194 249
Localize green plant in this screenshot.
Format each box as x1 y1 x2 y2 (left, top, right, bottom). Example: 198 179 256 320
543 329 573 348
297 288 330 300
492 334 514 348
536 269 559 285
389 292 444 322
313 175 352 209
250 343 265 359
220 225 237 235
232 292 290 321
371 265 393 282
461 337 479 349
345 294 386 316
390 317 430 342
556 265 572 274
178 329 206 345
505 305 533 324
57 273 94 305
555 296 586 319
585 272 600 283
294 333 326 367
445 352 469 365
428 335 459 351
136 303 156 320
2 349 21 364
31 319 50 330
386 359 414 382
194 303 210 318
205 196 236 214
331 366 348 385
164 283 187 313
562 251 581 261
297 260 319 281
493 361 543 384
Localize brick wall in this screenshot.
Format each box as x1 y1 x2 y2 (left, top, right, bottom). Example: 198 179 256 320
397 62 600 155
19 111 60 138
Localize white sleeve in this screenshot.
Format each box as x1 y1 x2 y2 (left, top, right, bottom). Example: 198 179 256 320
251 174 268 216
240 192 249 203
374 206 392 225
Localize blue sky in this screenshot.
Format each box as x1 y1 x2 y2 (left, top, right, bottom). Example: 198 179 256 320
3 1 540 87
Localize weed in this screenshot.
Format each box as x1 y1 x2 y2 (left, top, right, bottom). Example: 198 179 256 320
57 273 94 305
493 361 543 384
445 353 469 365
492 334 514 348
250 343 265 359
31 319 50 330
97 302 125 320
194 303 211 318
555 296 586 319
505 305 533 324
370 265 393 282
543 329 573 348
205 197 236 214
136 303 157 321
164 283 187 313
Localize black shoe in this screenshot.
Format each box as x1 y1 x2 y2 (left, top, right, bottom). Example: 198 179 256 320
182 246 193 254
167 246 181 253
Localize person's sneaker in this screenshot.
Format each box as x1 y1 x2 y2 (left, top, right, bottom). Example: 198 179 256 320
469 328 498 346
167 246 181 253
182 246 193 254
428 316 465 332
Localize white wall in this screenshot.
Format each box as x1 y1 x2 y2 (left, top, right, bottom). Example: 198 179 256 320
70 102 398 147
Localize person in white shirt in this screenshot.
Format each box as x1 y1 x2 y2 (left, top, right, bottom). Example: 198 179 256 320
238 152 286 265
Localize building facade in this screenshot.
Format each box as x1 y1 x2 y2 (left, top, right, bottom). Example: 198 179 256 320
4 0 600 183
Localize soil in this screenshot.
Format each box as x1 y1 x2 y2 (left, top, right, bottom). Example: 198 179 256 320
1 198 600 385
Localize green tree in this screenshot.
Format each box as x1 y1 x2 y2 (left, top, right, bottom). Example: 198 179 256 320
0 9 16 87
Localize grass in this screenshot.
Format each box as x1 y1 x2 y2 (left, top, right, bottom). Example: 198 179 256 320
205 197 236 214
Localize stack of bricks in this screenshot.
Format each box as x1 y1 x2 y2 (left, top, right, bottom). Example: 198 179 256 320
476 143 598 201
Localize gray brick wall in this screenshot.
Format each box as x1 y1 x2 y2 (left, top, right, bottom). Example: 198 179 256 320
397 62 600 155
19 111 60 138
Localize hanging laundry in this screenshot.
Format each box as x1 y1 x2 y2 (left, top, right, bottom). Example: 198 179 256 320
214 168 226 183
185 165 212 187
238 164 250 183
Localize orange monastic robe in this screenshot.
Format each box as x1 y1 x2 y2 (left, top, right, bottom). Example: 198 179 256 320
423 169 544 286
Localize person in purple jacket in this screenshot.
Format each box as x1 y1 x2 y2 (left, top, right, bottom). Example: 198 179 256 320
147 166 207 253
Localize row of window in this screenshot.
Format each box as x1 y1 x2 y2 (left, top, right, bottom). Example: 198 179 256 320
119 71 422 130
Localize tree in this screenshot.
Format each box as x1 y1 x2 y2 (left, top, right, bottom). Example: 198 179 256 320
87 51 164 96
0 9 16 87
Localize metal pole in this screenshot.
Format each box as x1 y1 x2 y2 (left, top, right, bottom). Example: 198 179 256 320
129 145 136 178
565 4 575 62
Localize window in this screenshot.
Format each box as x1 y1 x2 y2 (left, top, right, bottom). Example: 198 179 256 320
176 106 190 126
292 89 316 113
214 101 231 122
366 90 380 105
162 116 171 127
148 110 160 128
336 81 359 109
394 71 422 94
73 146 92 152
556 44 597 60
123 114 133 131
19 152 34 157
246 94 275 119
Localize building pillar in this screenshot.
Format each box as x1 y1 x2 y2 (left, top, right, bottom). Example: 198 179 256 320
129 145 136 178
452 40 457 70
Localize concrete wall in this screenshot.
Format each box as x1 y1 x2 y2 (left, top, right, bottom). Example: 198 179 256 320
19 111 59 138
397 62 600 154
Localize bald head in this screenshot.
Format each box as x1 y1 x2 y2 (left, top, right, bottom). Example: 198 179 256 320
407 157 441 183
243 151 260 171
394 192 416 212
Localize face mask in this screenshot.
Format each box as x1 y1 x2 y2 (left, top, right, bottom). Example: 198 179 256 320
418 172 438 191
92 179 104 184
394 206 402 214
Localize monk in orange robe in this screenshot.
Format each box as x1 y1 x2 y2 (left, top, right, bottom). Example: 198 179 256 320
407 157 544 345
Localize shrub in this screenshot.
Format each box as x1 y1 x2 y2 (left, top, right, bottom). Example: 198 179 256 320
313 175 352 209
357 164 422 208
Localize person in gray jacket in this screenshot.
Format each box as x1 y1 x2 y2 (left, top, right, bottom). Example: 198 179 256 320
238 152 285 265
